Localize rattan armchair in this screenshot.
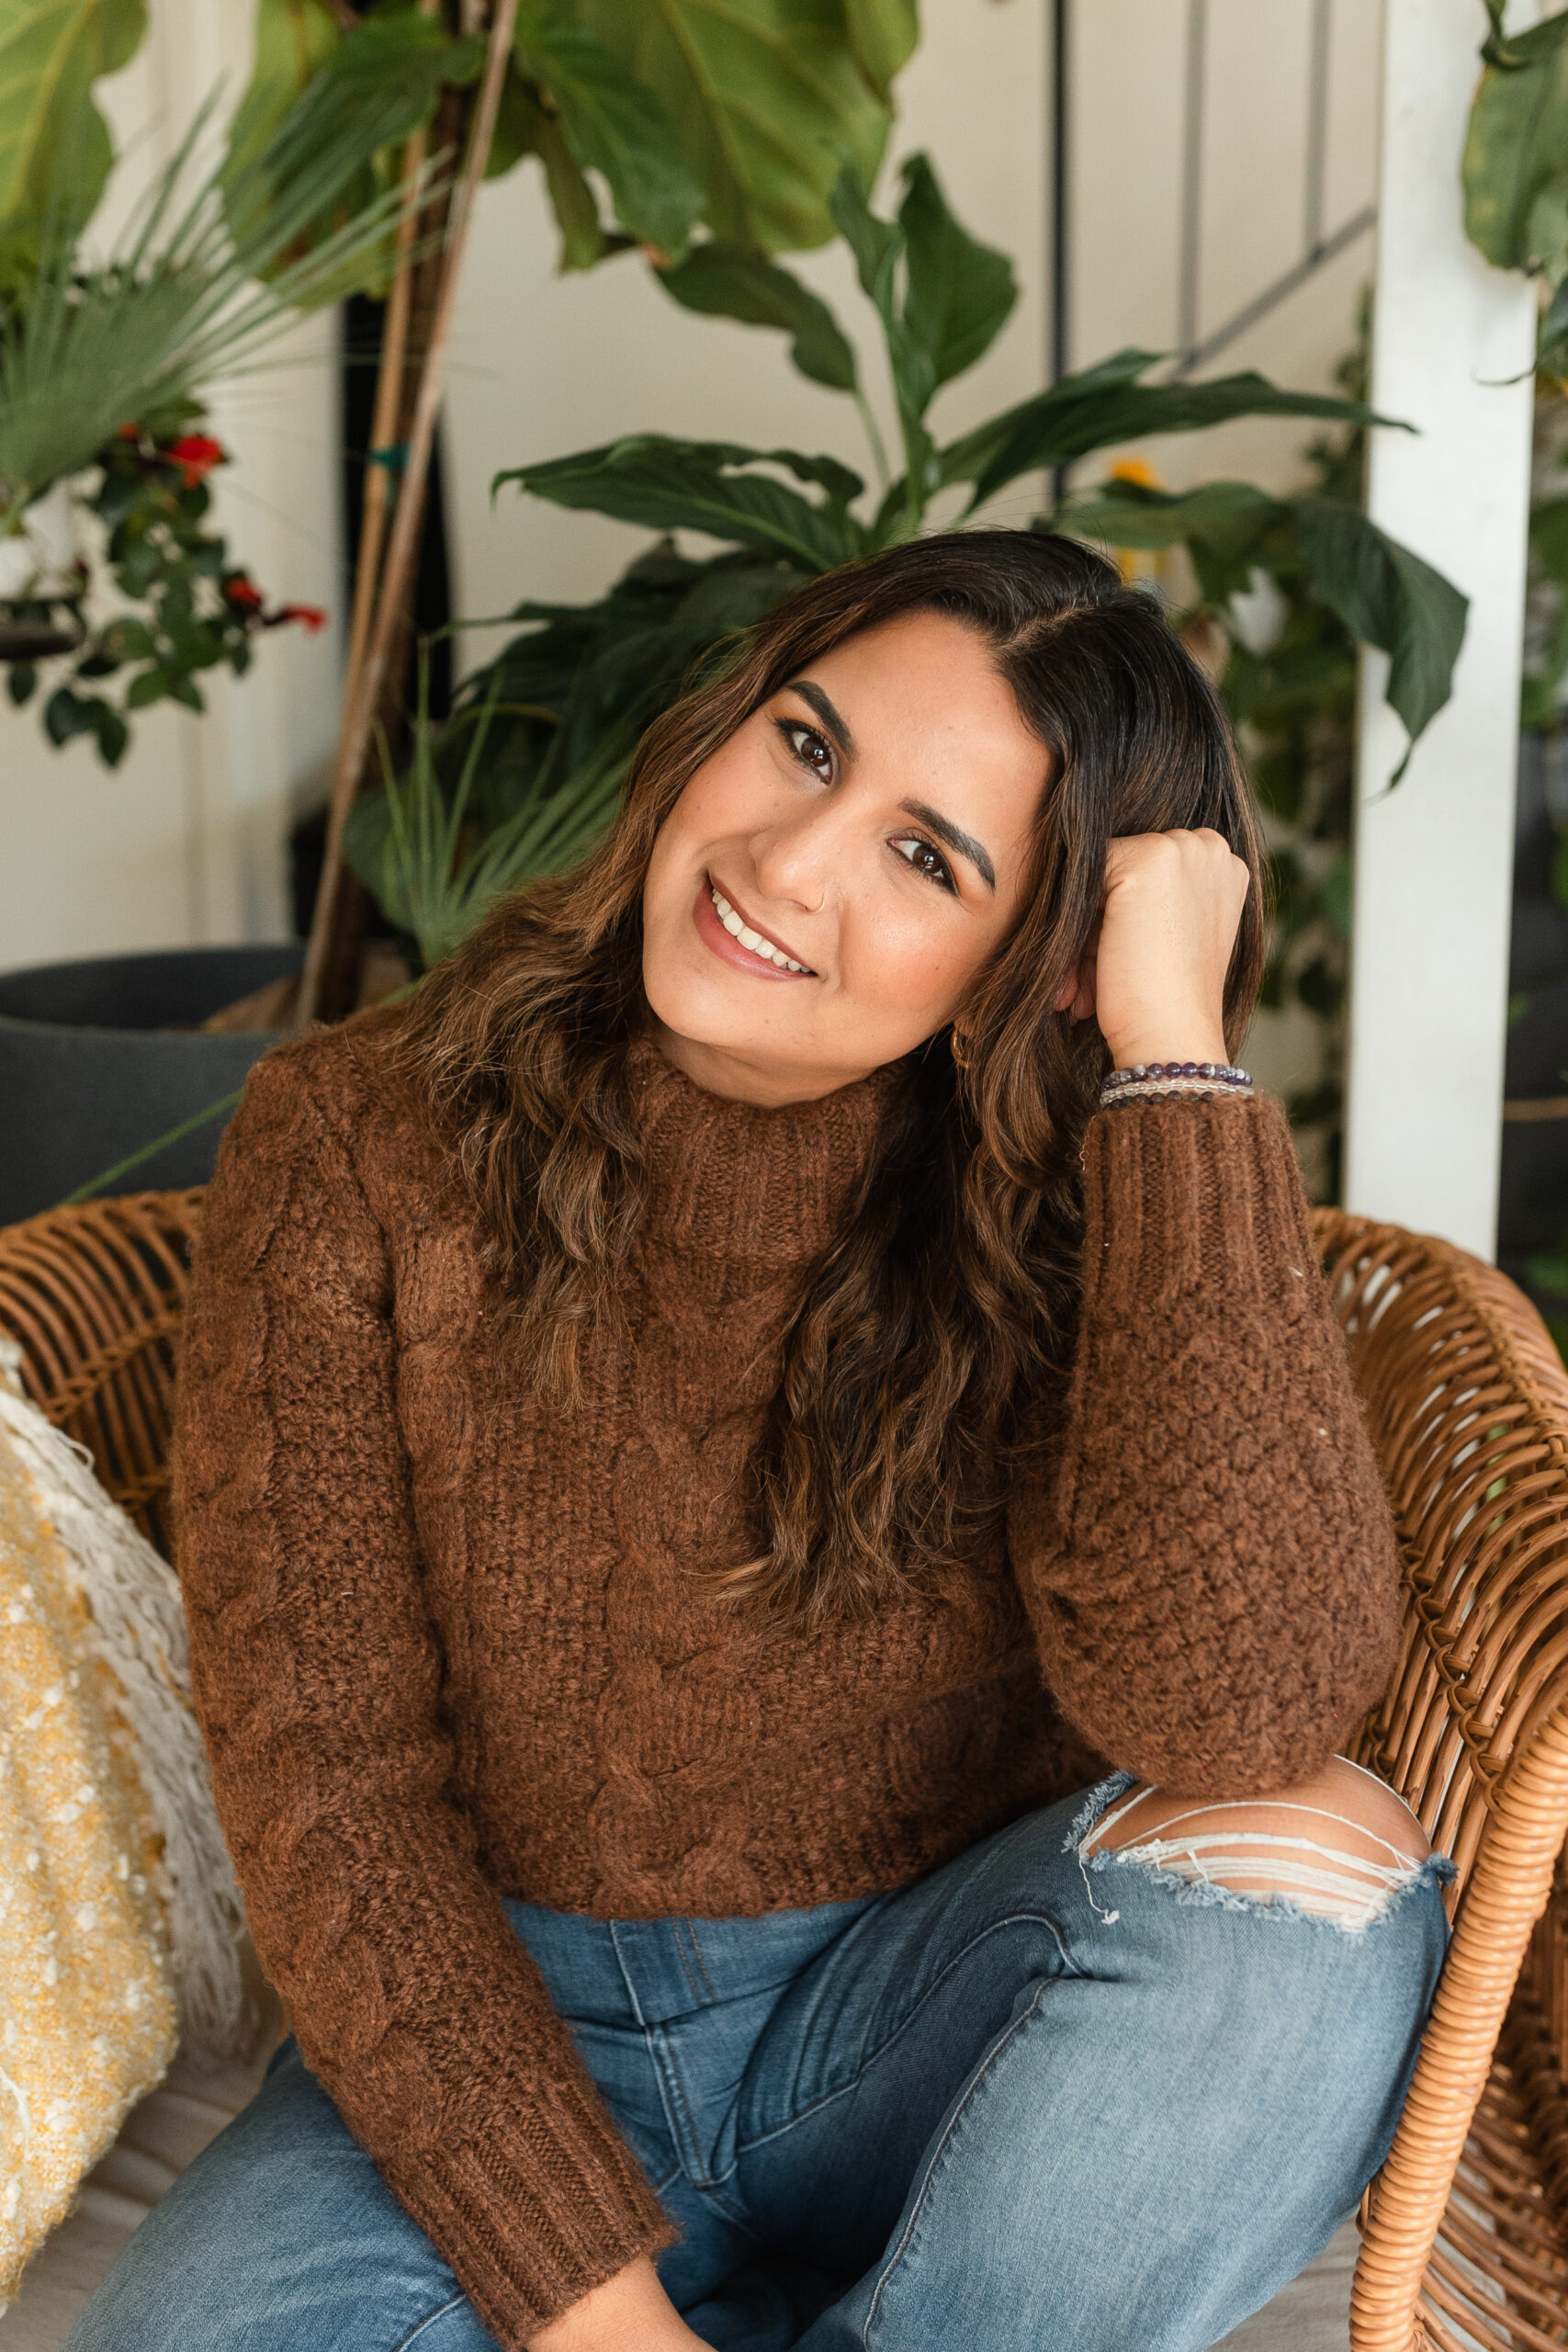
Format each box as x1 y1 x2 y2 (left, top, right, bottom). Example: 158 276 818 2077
4 1191 1568 2347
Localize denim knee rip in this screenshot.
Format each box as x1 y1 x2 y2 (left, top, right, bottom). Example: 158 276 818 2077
1064 1769 1457 1935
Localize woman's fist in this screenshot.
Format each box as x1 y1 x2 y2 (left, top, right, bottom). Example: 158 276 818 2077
1055 830 1250 1071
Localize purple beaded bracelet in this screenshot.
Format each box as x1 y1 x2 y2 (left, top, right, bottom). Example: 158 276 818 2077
1101 1060 1251 1093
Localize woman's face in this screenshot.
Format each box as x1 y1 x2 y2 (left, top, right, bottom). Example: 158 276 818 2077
641 609 1050 1105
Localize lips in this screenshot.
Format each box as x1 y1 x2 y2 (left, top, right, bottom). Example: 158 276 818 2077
694 873 817 979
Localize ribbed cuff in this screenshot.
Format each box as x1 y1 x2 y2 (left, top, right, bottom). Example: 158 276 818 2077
382 2075 678 2347
1080 1091 1317 1317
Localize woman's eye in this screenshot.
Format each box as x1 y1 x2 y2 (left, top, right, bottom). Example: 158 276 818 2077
891 834 956 893
776 719 834 780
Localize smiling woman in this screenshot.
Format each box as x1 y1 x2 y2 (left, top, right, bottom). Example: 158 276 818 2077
68 532 1452 2352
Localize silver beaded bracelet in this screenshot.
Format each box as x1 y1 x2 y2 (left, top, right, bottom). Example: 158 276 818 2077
1099 1059 1253 1111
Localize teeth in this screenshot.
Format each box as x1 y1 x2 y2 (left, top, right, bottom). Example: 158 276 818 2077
709 884 807 973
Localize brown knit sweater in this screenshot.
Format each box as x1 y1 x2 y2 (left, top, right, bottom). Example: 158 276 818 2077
174 1012 1400 2346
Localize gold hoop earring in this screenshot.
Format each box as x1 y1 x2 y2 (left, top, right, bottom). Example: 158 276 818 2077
950 1025 972 1071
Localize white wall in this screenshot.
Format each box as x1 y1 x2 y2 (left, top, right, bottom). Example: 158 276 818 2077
2 0 1384 981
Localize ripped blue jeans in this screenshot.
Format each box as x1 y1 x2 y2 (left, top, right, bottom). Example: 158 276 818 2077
64 1771 1453 2352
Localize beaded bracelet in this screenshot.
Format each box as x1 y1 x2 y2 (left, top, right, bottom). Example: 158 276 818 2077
1099 1060 1253 1111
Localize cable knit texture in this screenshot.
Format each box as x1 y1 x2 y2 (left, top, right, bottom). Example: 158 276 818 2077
173 1011 1400 2346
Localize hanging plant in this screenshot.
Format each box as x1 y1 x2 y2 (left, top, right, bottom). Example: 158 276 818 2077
5 413 325 765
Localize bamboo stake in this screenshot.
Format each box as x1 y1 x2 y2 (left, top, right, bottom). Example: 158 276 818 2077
341 126 426 715
296 0 520 1030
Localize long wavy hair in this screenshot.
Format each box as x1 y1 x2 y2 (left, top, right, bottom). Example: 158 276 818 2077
402 531 1265 1629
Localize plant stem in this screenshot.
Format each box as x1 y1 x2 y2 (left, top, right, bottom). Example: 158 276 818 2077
854 390 892 492
297 0 520 1030
62 1090 245 1204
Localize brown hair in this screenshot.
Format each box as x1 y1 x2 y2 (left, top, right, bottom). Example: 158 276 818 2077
403 530 1264 1628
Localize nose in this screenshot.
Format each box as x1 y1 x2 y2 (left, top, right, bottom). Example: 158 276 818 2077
750 796 845 915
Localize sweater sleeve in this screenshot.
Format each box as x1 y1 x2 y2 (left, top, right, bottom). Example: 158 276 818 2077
173 1047 675 2347
1007 1091 1402 1799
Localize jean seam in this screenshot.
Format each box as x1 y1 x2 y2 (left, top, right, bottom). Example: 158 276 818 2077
391 2293 468 2350
670 1922 707 2012
860 1977 1051 2346
684 1919 720 2003
733 1909 1073 2159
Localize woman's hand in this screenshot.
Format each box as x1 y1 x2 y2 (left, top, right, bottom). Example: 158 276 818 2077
1055 829 1250 1070
525 2256 705 2352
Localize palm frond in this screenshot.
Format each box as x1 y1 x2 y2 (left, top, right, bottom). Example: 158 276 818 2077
0 71 444 527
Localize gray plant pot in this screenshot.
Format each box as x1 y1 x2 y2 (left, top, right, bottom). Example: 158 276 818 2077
0 944 302 1227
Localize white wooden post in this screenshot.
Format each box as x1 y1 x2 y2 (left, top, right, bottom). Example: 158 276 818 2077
1341 0 1537 1260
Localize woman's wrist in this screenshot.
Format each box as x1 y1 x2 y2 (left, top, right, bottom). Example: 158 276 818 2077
525 2256 699 2352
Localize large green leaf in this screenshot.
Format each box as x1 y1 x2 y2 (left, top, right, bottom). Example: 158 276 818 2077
1060 476 1282 603
0 0 146 255
936 347 1161 492
570 0 893 253
656 240 858 389
897 153 1015 389
1292 496 1469 773
223 3 482 279
845 0 918 98
1058 478 1467 768
1463 6 1568 271
952 355 1389 509
494 434 865 570
829 159 932 505
220 0 341 188
517 15 701 259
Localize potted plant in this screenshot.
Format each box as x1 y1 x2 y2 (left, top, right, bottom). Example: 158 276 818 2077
3 0 926 1215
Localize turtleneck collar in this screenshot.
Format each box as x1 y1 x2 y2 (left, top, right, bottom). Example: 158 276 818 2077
626 1031 908 1288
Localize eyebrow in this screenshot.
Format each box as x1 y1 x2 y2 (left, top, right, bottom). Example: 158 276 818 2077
901 797 996 892
785 676 857 761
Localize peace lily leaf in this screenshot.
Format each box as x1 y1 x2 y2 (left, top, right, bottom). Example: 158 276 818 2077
517 15 701 259
656 241 858 390
1292 495 1469 774
1059 476 1282 603
898 153 1015 389
1062 476 1281 558
961 360 1390 510
829 158 899 321
845 0 918 98
0 0 146 254
1463 6 1568 271
936 347 1164 492
495 435 865 571
573 0 891 253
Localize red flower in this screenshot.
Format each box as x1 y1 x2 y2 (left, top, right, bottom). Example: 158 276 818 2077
271 603 328 633
221 572 264 613
165 434 225 489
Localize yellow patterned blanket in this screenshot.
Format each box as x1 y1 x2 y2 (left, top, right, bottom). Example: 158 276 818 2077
0 1342 247 2309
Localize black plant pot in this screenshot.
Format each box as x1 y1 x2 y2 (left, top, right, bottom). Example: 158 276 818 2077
0 944 301 1227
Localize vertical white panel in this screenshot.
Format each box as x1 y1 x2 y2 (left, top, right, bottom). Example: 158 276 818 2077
1342 0 1537 1257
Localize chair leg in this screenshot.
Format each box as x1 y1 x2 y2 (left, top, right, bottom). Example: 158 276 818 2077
1351 1709 1568 2350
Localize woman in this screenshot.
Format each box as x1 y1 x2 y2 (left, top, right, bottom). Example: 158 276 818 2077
70 531 1451 2352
